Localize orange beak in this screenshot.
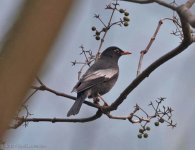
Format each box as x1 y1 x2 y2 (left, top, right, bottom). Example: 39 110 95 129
121 51 131 55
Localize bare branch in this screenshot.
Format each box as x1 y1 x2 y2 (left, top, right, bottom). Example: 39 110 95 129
36 76 44 86
154 0 177 10
185 0 195 8
10 110 102 128
121 0 177 10
96 0 119 59
173 0 195 29
106 113 127 120
31 85 98 109
177 2 195 28
121 0 154 4
23 89 38 104
94 14 107 27
137 19 163 76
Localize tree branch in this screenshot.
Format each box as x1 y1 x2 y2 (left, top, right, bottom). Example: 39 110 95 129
10 110 102 128
137 19 163 76
177 1 195 28
31 85 99 109
185 0 195 8
121 0 154 4
154 0 177 10
121 0 177 10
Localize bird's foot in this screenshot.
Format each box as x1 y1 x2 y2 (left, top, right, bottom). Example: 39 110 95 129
93 97 100 105
99 105 110 114
103 101 108 106
97 94 109 106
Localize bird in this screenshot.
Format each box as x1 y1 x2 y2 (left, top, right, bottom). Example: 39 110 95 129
67 46 131 117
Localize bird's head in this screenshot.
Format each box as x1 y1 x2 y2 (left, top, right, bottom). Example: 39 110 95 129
100 46 131 60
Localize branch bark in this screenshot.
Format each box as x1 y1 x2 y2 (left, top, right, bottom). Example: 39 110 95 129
31 84 98 109
121 0 177 10
11 110 102 128
137 19 163 76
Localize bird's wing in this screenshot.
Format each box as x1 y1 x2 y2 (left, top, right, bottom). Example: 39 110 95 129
72 69 118 93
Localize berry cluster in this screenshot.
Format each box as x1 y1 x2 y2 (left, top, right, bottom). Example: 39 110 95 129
91 2 131 41
131 98 176 139
119 9 130 27
137 126 150 139
91 26 108 41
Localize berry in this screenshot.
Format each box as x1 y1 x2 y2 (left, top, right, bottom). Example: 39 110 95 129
123 16 130 22
91 26 96 31
139 128 144 133
96 31 100 36
143 133 148 138
124 12 129 16
146 126 150 131
124 22 129 27
119 9 125 13
137 134 142 139
96 36 100 40
154 122 159 126
159 118 164 123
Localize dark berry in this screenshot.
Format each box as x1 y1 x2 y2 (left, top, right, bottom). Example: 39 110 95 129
137 134 142 139
124 12 129 16
91 26 96 31
119 9 125 13
96 31 100 35
154 122 159 126
159 118 164 123
143 133 148 138
96 36 100 40
139 128 144 133
123 16 130 22
146 126 150 131
124 22 129 27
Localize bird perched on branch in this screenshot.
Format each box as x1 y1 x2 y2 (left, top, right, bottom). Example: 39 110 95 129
67 46 131 117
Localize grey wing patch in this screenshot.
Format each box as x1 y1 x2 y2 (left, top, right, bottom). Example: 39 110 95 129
72 69 118 93
82 69 118 80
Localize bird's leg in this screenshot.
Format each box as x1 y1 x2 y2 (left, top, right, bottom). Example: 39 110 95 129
98 94 108 106
93 97 100 105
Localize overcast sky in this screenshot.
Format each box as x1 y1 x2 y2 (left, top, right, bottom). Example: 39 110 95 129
1 0 195 150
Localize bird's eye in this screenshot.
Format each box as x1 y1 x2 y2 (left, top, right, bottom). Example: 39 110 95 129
114 49 120 53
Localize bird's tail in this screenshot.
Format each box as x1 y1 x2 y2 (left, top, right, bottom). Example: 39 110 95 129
67 92 87 117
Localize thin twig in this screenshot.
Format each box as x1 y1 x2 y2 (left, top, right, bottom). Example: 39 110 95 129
10 110 102 128
96 0 119 59
23 89 38 104
137 16 184 76
31 85 98 109
137 19 163 76
36 76 44 86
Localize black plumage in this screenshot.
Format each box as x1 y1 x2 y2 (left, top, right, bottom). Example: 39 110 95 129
67 46 131 117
